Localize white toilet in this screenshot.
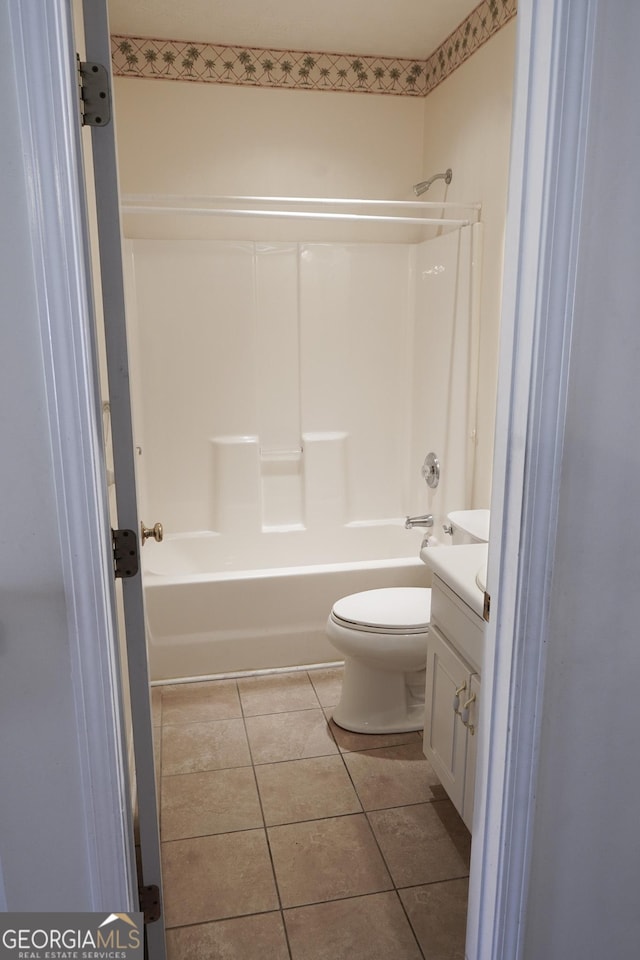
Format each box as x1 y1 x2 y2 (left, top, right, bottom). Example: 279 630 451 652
326 509 490 734
327 587 432 734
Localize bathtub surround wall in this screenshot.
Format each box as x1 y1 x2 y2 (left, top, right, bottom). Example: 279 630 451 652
409 224 482 531
125 230 477 538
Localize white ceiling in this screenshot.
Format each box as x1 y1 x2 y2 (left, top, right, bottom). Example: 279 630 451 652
107 0 480 61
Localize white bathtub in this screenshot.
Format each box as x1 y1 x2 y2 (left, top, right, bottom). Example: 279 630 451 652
143 523 430 681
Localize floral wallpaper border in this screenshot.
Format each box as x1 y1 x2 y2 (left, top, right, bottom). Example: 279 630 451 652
111 0 516 98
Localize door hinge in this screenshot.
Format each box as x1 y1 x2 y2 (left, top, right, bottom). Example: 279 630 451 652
77 57 111 127
138 884 162 924
483 590 491 623
112 528 139 579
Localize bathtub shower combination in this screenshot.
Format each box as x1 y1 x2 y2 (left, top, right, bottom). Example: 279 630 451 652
122 194 482 681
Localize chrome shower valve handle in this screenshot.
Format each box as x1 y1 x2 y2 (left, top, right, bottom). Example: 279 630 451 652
421 452 440 489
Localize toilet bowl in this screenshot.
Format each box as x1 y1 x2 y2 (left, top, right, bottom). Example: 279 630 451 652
326 510 491 735
326 587 431 734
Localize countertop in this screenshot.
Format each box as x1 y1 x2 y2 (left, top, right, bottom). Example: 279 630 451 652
420 542 488 618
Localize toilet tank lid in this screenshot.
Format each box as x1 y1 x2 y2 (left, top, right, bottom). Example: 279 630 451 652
447 509 490 542
333 587 431 630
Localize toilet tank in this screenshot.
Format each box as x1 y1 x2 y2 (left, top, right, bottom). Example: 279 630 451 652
447 509 490 544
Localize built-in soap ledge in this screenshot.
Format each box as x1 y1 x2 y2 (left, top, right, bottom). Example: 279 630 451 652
259 448 303 462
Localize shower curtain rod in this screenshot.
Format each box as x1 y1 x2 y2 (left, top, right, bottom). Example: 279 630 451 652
122 192 481 212
120 204 471 226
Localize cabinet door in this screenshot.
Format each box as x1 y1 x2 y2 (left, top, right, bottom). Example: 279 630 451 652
423 625 470 815
462 673 480 831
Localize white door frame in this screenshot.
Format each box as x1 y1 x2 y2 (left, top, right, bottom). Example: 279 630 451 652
81 2 166 955
467 1 598 957
9 0 602 953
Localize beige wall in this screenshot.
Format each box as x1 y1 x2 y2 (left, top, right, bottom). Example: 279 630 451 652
420 21 517 507
114 78 425 199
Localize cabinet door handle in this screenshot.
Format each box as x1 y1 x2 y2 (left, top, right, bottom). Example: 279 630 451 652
453 682 467 714
461 693 477 732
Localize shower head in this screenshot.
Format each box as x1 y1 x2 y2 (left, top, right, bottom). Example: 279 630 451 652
413 168 453 196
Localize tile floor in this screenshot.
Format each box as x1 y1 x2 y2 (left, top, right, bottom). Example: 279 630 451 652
151 666 470 960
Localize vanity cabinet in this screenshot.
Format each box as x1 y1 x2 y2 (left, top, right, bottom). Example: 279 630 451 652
423 573 483 832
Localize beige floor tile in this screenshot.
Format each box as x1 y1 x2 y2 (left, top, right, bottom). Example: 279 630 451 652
161 829 278 927
400 878 469 960
285 892 423 960
324 711 422 753
368 800 471 887
153 725 161 772
238 672 320 716
161 679 241 724
166 912 289 960
156 667 469 958
255 755 361 825
162 718 250 775
246 709 339 764
151 686 162 726
343 740 446 810
153 726 162 801
307 667 344 707
161 767 262 840
268 814 392 908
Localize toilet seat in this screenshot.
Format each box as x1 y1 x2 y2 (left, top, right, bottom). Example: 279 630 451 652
331 587 431 635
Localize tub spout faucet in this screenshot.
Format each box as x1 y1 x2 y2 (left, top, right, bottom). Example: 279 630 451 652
405 513 434 529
